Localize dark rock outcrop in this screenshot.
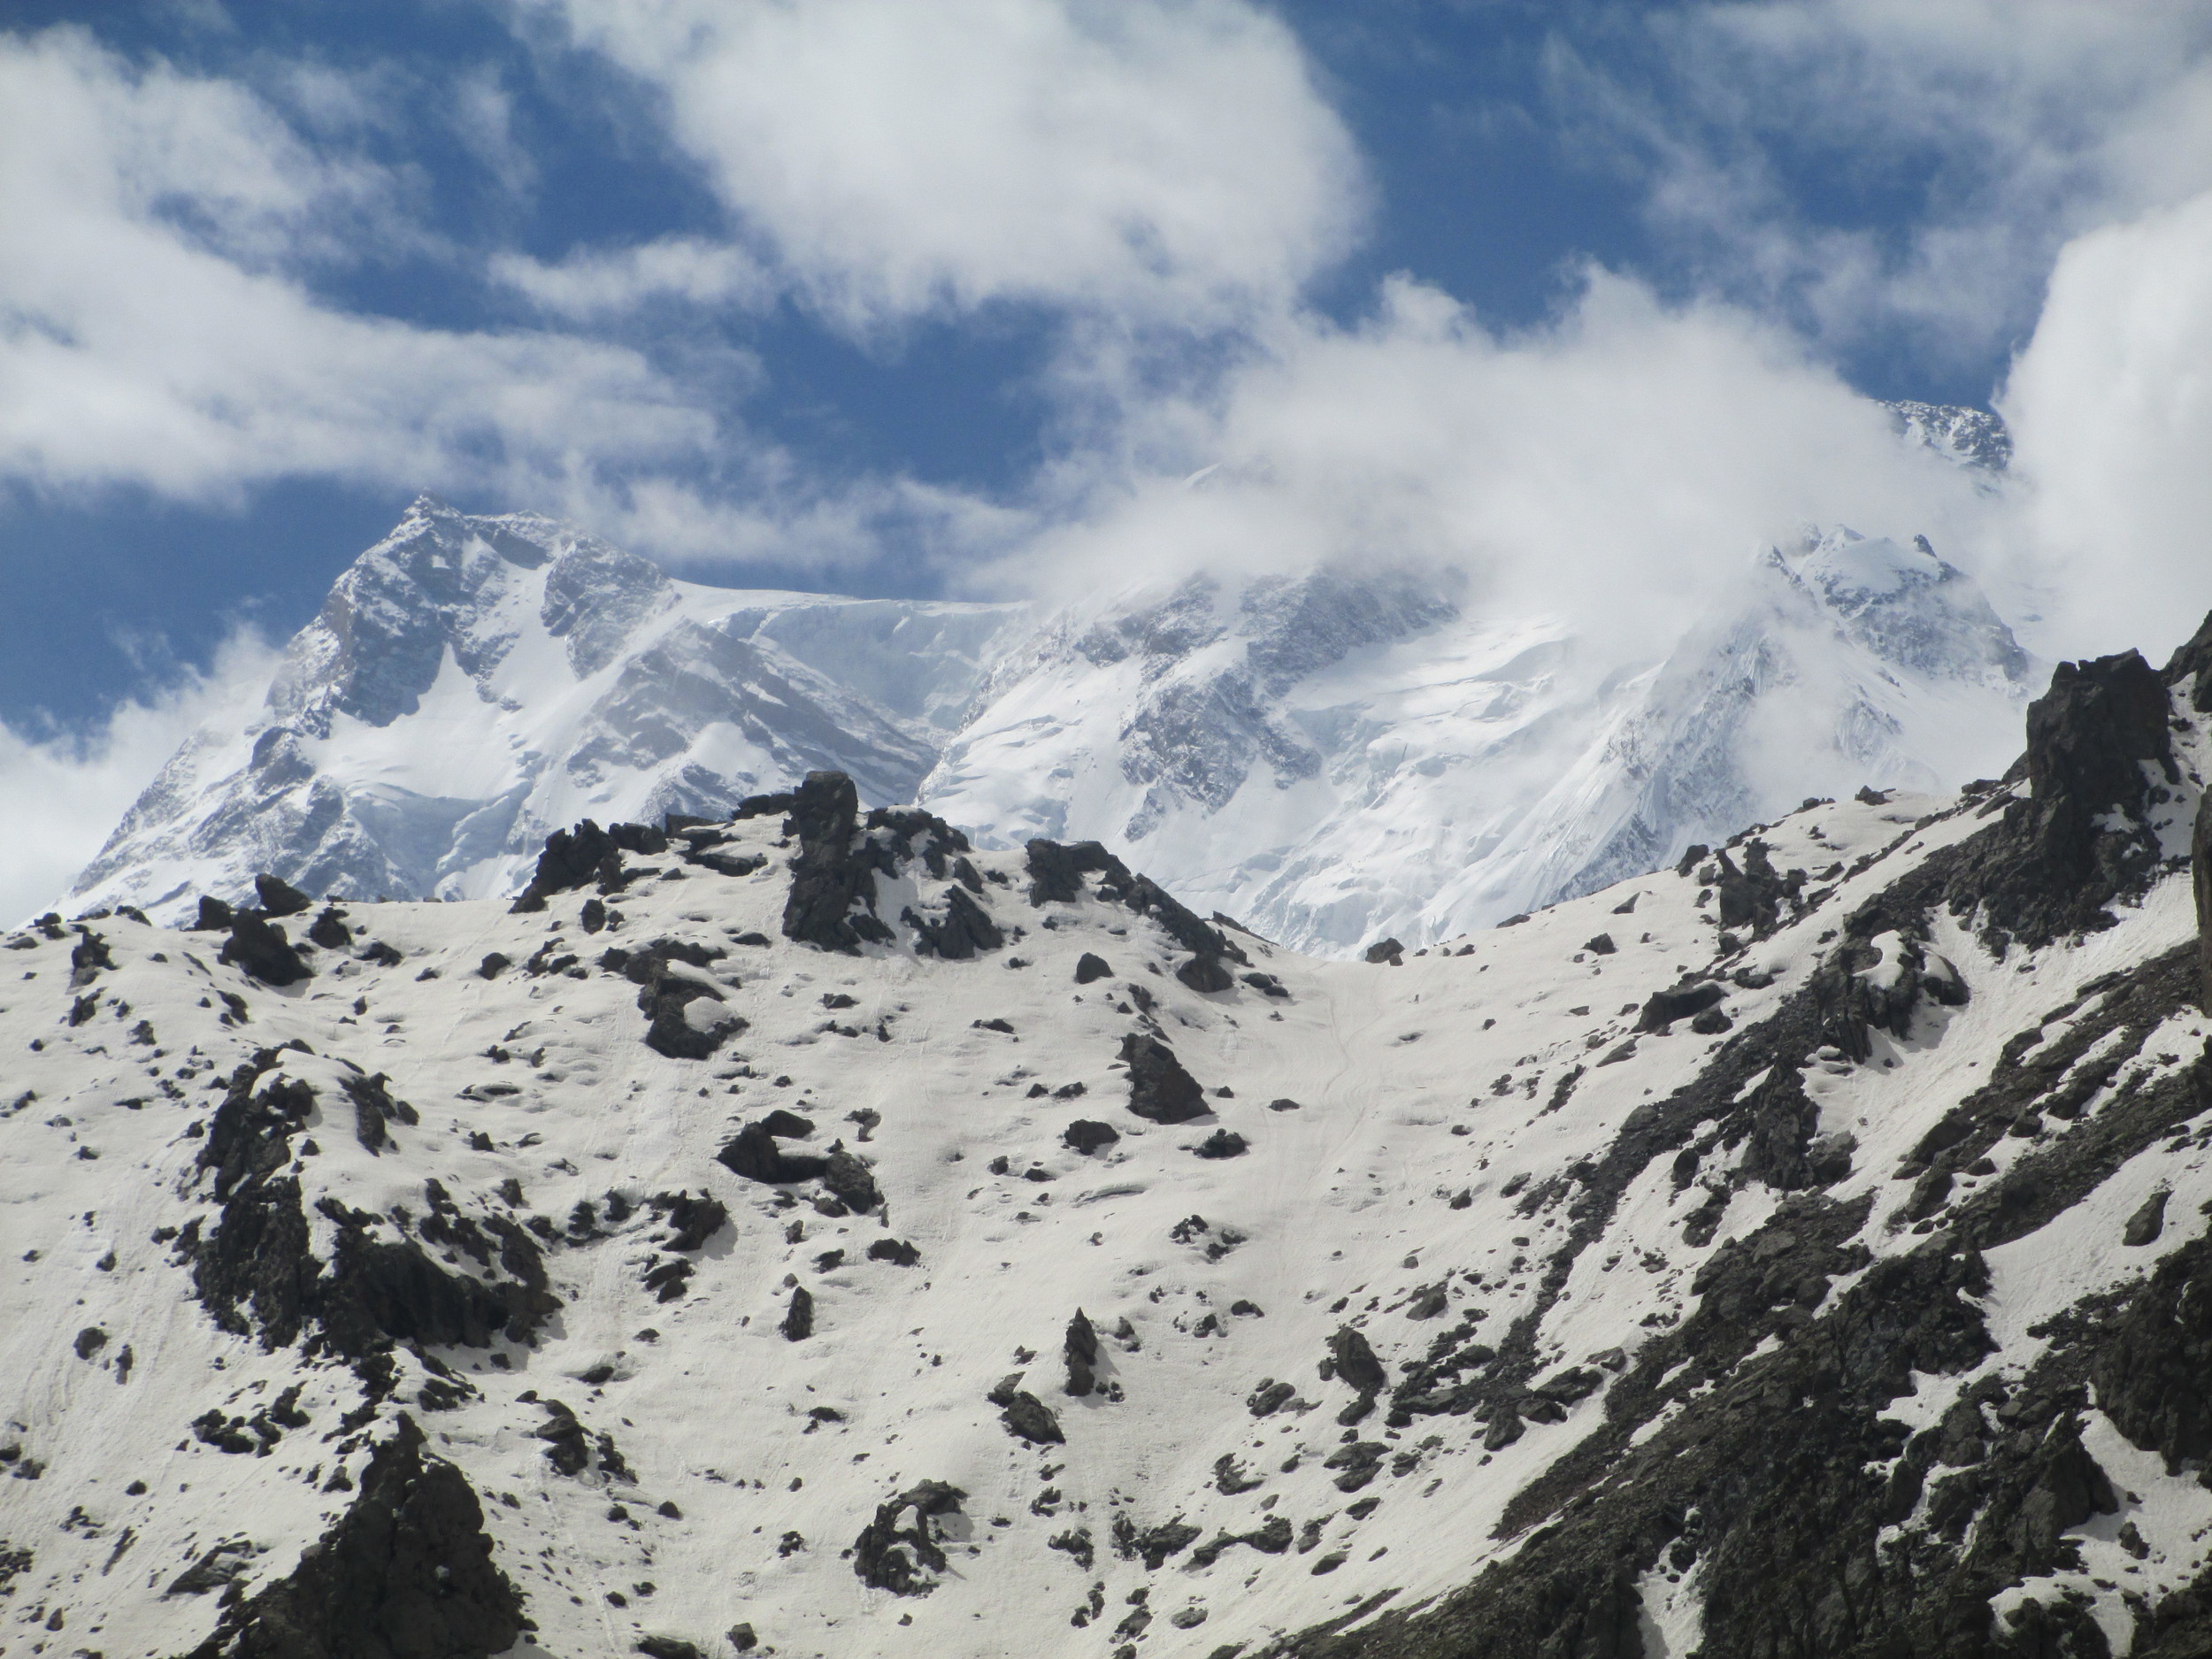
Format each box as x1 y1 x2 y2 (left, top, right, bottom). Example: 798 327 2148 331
780 1286 814 1342
2094 1223 2212 1474
180 1415 523 1659
651 1192 729 1252
511 818 667 910
782 772 895 952
1065 1310 1100 1396
717 1120 828 1186
852 1481 967 1595
603 939 744 1059
219 911 311 987
2197 790 2212 1015
1327 1326 1386 1400
999 1391 1065 1445
1064 1119 1120 1156
780 774 992 956
1025 838 1129 905
339 1071 419 1155
1945 649 2178 948
905 886 1003 960
188 1063 555 1358
1635 980 1725 1033
253 872 315 918
1074 952 1113 984
1119 1033 1209 1124
819 1145 882 1213
1025 838 1246 984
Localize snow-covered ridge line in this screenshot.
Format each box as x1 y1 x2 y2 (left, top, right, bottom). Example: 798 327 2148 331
69 403 2029 955
10 609 2212 1657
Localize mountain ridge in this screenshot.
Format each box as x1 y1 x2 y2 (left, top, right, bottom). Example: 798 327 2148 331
7 606 2212 1656
65 405 2033 955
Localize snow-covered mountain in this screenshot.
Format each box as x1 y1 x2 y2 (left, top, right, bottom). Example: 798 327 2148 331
66 411 2033 956
67 498 1014 918
7 611 2212 1658
921 525 2033 952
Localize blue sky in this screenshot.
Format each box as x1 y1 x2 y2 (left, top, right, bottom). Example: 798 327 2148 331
2 1 2210 776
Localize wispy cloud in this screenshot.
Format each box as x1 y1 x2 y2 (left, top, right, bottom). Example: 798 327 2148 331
0 626 280 926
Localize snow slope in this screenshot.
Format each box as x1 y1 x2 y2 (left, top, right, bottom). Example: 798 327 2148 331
8 615 2212 1658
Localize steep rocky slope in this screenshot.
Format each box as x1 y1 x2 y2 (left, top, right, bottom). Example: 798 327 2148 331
7 612 2212 1658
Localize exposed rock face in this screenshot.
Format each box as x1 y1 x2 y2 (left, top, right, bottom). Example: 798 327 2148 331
511 818 667 910
180 1415 524 1659
1947 649 2178 949
782 772 894 952
1282 822 2212 1659
905 885 1003 960
1119 1033 1209 1124
188 1062 555 1360
1025 837 1245 984
2196 790 2212 1015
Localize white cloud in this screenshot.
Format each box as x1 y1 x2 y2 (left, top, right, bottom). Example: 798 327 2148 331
1557 1 2212 372
0 29 718 510
492 236 775 319
2001 189 2212 663
995 271 1994 668
0 627 280 926
535 0 1365 333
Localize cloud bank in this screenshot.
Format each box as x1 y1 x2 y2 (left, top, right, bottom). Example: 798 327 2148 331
534 0 1366 332
0 629 280 926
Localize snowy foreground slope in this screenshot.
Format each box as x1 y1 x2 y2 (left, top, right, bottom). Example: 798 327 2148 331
68 405 2031 954
9 616 2212 1658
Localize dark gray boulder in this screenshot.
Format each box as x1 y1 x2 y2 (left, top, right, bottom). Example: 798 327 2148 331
1327 1325 1386 1397
1636 980 1726 1033
254 872 314 918
1064 1120 1120 1156
1065 1310 1100 1395
1120 1033 1209 1124
219 912 310 987
1000 1391 1065 1445
717 1123 828 1186
780 1286 814 1341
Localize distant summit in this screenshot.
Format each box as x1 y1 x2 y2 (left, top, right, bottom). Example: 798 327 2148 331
69 409 2032 953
